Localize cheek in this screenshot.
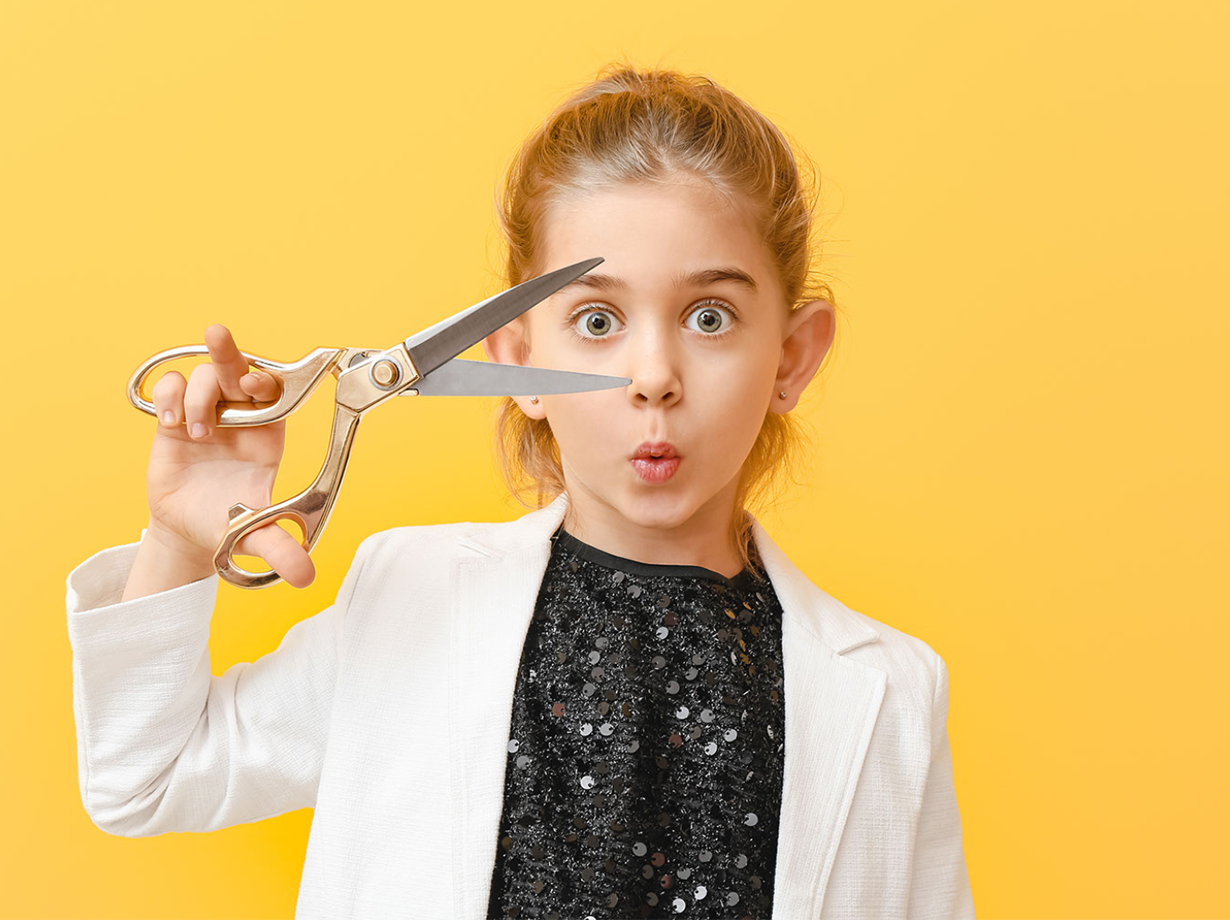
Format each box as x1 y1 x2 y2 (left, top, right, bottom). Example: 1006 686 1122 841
543 391 622 453
700 348 778 407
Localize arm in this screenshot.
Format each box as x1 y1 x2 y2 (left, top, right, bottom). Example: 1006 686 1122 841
66 530 377 837
907 654 977 919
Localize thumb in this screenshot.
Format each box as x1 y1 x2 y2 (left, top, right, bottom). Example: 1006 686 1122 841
234 522 317 588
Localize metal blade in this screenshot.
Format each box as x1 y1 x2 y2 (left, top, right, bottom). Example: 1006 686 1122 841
402 257 604 380
403 359 630 397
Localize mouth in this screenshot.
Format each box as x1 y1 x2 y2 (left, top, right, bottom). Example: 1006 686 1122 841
630 441 681 483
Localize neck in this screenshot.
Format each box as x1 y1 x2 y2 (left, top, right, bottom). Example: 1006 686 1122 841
559 476 747 580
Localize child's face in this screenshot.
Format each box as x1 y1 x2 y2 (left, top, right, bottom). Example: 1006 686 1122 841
485 178 833 550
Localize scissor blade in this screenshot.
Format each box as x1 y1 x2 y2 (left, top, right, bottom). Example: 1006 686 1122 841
404 359 630 397
402 257 604 380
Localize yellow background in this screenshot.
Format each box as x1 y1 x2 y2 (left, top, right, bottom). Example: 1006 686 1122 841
2 1 1226 917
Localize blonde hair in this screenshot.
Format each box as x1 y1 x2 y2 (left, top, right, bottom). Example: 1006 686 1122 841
492 62 839 574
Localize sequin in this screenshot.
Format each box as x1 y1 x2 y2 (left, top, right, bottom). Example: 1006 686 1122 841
486 526 785 920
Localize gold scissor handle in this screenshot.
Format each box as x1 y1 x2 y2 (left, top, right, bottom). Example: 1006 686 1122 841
126 344 352 426
127 341 421 589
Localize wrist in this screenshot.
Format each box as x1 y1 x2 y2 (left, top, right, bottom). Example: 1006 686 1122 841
143 519 214 569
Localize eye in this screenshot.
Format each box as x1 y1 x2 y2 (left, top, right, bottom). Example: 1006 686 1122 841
570 308 624 340
686 300 735 336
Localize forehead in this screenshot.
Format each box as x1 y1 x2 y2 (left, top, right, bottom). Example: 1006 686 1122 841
537 180 776 294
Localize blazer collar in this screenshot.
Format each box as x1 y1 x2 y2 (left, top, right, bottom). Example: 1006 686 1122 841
458 491 882 655
450 492 887 919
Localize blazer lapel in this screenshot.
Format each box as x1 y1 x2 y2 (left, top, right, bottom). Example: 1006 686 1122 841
448 495 571 919
446 495 886 920
752 520 886 919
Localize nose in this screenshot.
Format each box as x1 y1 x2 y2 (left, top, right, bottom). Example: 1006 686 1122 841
625 324 683 408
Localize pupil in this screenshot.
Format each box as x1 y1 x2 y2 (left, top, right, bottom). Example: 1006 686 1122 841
587 314 609 335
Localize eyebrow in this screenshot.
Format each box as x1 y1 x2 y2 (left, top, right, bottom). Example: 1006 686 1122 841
555 266 759 295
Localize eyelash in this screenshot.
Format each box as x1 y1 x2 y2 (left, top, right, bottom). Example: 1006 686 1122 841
565 299 739 343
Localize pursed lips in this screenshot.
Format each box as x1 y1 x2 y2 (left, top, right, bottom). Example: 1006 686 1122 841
630 441 681 482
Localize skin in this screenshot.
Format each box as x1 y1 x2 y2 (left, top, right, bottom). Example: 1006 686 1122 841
484 178 835 579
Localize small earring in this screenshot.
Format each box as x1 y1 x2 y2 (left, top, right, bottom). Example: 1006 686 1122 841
528 396 539 404
778 390 787 400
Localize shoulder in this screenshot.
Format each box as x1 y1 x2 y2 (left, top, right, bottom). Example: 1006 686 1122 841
845 601 945 692
351 517 511 567
349 496 569 571
753 520 947 705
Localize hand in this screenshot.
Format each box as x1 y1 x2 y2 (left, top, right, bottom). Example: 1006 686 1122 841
142 323 315 588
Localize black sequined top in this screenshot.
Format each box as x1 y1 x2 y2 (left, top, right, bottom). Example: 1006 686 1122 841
486 525 787 920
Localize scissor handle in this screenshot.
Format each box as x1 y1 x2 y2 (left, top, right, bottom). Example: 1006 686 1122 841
213 402 363 588
126 344 348 426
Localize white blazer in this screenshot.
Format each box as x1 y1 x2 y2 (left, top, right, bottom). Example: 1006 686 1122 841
66 493 975 919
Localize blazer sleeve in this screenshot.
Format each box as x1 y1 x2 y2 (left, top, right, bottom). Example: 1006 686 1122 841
65 529 378 837
907 654 977 919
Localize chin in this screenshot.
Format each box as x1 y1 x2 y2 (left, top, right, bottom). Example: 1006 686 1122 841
613 489 705 531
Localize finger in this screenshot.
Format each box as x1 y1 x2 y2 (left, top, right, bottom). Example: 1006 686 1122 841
239 370 282 403
236 522 316 588
204 323 252 402
151 370 187 429
184 363 222 439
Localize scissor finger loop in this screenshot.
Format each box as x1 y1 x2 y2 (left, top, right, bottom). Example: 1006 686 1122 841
215 400 364 588
127 344 355 426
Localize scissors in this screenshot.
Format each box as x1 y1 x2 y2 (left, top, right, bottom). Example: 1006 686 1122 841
126 257 628 590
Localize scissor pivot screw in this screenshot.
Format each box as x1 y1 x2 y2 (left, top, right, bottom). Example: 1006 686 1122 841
370 359 401 388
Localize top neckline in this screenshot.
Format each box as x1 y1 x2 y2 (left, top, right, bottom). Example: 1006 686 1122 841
552 526 762 591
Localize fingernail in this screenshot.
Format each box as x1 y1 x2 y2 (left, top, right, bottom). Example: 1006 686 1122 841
161 411 174 426
191 423 207 438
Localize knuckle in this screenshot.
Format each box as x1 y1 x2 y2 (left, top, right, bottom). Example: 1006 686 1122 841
185 365 220 405
188 362 217 382
151 371 185 399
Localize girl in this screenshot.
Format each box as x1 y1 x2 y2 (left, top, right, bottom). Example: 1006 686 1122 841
66 65 975 919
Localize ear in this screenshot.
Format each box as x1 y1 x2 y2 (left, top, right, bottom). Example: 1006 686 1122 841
482 318 547 420
771 300 835 414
